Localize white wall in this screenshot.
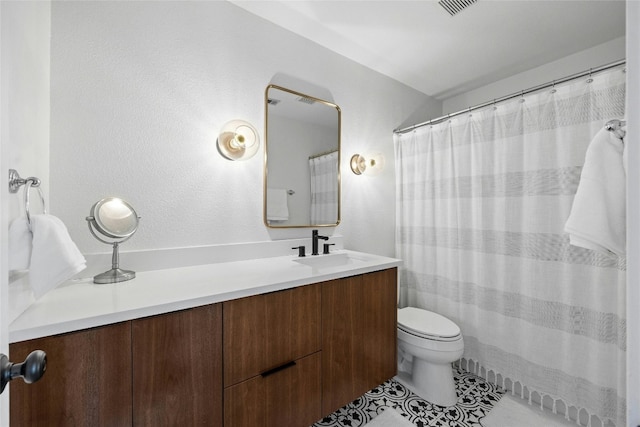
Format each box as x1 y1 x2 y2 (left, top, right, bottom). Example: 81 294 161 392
49 1 440 262
1 0 51 422
626 2 639 425
443 37 626 115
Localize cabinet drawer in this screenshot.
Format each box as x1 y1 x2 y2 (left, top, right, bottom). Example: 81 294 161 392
223 284 321 387
224 352 322 427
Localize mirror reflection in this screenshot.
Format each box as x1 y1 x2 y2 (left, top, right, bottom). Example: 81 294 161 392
264 85 341 228
95 198 139 238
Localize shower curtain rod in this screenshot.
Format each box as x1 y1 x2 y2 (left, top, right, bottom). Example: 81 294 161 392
309 149 338 160
394 59 626 134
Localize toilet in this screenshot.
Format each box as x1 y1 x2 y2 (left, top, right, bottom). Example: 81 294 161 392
396 307 464 407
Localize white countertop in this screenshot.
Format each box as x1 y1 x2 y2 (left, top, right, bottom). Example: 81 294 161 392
9 250 401 343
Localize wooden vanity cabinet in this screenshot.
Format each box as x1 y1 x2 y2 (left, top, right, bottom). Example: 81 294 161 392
223 284 322 427
9 322 133 426
132 303 223 426
9 267 396 427
322 268 397 415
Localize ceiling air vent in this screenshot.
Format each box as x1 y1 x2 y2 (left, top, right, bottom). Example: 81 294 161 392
439 0 477 16
297 96 316 105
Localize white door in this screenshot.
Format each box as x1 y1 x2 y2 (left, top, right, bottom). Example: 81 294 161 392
1 1 52 424
1 2 11 422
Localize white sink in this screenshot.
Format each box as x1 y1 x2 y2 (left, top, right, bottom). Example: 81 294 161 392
292 252 371 269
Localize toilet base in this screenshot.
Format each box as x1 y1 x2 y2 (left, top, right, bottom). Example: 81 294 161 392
394 358 458 407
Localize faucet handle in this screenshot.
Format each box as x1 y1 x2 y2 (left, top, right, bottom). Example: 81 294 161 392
292 246 306 257
323 243 335 255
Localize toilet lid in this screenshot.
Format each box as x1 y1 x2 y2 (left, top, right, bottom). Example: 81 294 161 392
398 307 461 340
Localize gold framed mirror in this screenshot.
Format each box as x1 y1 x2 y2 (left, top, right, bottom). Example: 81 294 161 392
264 84 341 228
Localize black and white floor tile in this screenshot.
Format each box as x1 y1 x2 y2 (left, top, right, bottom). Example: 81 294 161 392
312 366 505 427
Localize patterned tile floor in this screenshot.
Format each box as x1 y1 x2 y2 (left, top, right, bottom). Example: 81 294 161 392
312 366 505 427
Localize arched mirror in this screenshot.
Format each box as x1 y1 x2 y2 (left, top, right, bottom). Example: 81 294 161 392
264 84 341 228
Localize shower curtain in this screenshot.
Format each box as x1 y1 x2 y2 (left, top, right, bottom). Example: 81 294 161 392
310 151 339 224
395 67 626 426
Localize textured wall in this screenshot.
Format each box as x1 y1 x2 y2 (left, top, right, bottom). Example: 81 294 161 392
49 1 440 257
2 1 50 221
443 37 626 115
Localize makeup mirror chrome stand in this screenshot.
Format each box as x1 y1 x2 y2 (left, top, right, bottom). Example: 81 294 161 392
86 197 140 284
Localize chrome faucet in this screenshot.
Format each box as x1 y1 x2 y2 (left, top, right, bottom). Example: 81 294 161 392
311 230 329 256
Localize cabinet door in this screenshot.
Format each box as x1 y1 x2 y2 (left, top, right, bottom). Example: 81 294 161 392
10 322 132 426
132 304 222 426
224 352 321 427
321 275 364 415
223 284 321 387
361 268 397 389
322 268 398 415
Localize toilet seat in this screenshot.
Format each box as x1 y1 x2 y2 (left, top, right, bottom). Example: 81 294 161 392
398 307 461 342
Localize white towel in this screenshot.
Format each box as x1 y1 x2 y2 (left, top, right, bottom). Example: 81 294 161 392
9 217 32 270
267 188 289 221
28 214 86 299
565 127 626 256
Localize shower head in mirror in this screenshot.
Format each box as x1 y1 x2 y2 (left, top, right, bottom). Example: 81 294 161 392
86 197 140 284
217 119 260 161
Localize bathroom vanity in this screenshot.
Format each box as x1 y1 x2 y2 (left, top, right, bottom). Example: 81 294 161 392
8 250 399 426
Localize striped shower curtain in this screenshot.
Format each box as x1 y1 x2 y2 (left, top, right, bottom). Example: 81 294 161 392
395 67 626 426
310 151 339 224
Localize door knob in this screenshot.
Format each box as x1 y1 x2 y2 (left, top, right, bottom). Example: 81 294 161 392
0 350 47 394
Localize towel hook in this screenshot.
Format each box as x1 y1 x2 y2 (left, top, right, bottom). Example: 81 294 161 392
605 119 626 140
9 169 47 230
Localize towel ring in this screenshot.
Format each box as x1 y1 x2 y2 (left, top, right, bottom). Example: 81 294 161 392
24 180 47 229
8 169 47 231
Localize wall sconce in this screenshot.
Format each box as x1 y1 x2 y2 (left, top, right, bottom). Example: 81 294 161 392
350 153 385 175
217 119 260 161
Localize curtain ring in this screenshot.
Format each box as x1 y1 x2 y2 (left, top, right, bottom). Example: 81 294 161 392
550 80 556 94
587 68 594 83
520 90 525 103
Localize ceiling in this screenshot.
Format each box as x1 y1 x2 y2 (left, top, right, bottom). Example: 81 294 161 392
230 0 625 100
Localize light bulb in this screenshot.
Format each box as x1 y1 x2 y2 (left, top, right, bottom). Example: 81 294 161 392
217 120 260 161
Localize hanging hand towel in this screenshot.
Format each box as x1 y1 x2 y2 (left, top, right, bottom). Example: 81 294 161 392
8 217 32 271
564 127 626 256
267 188 289 221
29 214 86 299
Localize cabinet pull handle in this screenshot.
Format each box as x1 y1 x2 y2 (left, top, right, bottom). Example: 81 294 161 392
260 361 296 378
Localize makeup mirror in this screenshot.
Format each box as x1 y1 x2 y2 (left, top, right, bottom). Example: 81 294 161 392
86 197 140 284
264 84 341 228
